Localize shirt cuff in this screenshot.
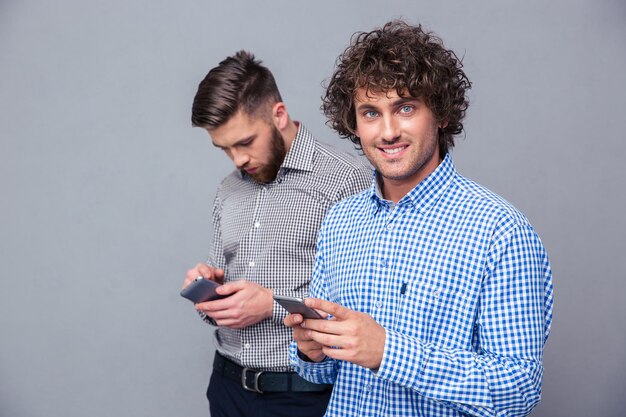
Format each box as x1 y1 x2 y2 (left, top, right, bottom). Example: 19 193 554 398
198 310 217 326
374 328 426 390
289 341 337 384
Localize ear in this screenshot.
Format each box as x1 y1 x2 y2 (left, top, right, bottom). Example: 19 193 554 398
439 119 449 129
272 102 289 130
352 124 360 140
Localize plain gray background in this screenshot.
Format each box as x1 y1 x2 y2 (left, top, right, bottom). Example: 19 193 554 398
1 1 625 416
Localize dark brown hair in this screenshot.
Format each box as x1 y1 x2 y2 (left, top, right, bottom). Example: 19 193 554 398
322 20 471 157
192 51 282 128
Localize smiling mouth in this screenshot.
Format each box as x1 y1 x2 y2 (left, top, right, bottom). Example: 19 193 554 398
380 145 408 155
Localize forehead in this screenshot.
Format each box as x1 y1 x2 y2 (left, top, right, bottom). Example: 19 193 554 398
354 87 421 106
207 110 268 147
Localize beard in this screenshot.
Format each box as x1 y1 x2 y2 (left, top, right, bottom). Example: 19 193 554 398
248 125 287 184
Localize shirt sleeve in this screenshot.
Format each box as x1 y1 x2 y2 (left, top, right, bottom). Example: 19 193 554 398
376 223 554 417
198 190 227 326
335 163 373 203
289 217 341 384
206 190 226 271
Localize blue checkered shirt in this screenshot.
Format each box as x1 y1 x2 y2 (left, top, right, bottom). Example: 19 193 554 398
290 154 554 417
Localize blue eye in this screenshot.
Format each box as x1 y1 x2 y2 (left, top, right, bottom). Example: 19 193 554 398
364 110 378 118
399 105 413 113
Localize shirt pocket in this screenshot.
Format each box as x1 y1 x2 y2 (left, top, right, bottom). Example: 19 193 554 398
399 282 473 347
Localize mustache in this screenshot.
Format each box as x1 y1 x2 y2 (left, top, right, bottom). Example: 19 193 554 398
380 136 402 145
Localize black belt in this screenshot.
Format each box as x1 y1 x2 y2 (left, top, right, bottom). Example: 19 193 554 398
213 352 332 394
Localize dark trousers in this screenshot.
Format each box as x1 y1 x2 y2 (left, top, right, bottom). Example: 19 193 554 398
207 370 332 417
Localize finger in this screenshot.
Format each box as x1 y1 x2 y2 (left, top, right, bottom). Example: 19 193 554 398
307 308 329 319
195 296 235 312
292 326 313 343
283 313 304 328
195 263 213 277
293 330 325 357
186 265 200 278
183 274 207 289
300 317 344 335
307 329 346 349
213 317 238 328
322 345 350 362
186 264 214 284
182 276 195 289
201 308 234 320
304 298 351 319
213 268 225 284
296 342 325 358
184 266 203 287
217 280 244 296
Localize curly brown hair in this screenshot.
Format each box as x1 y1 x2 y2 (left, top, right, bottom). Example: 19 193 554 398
322 20 471 157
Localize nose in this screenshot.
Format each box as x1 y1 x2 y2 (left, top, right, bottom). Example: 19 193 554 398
381 115 400 142
230 149 250 169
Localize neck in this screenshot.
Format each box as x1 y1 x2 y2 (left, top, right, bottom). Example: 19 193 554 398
380 179 417 204
379 156 443 203
281 119 299 153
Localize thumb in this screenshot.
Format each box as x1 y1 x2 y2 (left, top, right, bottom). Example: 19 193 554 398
216 280 243 296
212 268 225 284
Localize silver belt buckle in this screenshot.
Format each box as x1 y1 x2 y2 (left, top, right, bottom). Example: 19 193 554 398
241 367 264 394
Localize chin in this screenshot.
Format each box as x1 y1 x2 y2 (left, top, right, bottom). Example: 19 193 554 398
250 170 273 184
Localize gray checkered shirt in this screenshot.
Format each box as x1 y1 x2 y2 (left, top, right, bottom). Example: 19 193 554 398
204 123 372 372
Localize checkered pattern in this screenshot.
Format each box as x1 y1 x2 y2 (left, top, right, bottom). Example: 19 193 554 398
206 124 372 372
291 155 554 416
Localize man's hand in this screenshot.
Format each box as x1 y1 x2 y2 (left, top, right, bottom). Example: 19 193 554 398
296 298 386 370
183 263 225 289
195 280 274 329
284 308 328 363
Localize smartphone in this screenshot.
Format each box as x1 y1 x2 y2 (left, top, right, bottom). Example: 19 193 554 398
180 277 226 303
274 295 323 319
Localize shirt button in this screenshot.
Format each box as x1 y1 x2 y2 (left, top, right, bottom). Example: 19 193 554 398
380 259 388 268
249 261 255 267
365 384 372 392
244 343 251 349
433 289 441 298
375 300 383 308
254 221 260 228
386 223 393 231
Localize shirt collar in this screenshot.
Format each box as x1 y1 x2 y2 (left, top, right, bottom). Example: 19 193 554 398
280 123 315 172
369 153 456 214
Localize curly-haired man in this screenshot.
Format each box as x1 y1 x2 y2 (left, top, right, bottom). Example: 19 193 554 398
285 20 554 417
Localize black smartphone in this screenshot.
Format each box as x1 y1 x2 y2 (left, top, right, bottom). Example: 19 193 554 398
180 277 226 303
274 295 323 319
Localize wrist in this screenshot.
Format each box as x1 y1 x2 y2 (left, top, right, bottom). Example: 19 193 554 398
297 349 317 363
266 287 275 319
297 349 326 363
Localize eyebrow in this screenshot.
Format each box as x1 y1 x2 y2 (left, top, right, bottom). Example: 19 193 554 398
212 135 256 149
355 102 378 112
393 97 421 106
355 96 421 112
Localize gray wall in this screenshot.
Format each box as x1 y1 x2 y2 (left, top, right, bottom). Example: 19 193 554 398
1 1 625 416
